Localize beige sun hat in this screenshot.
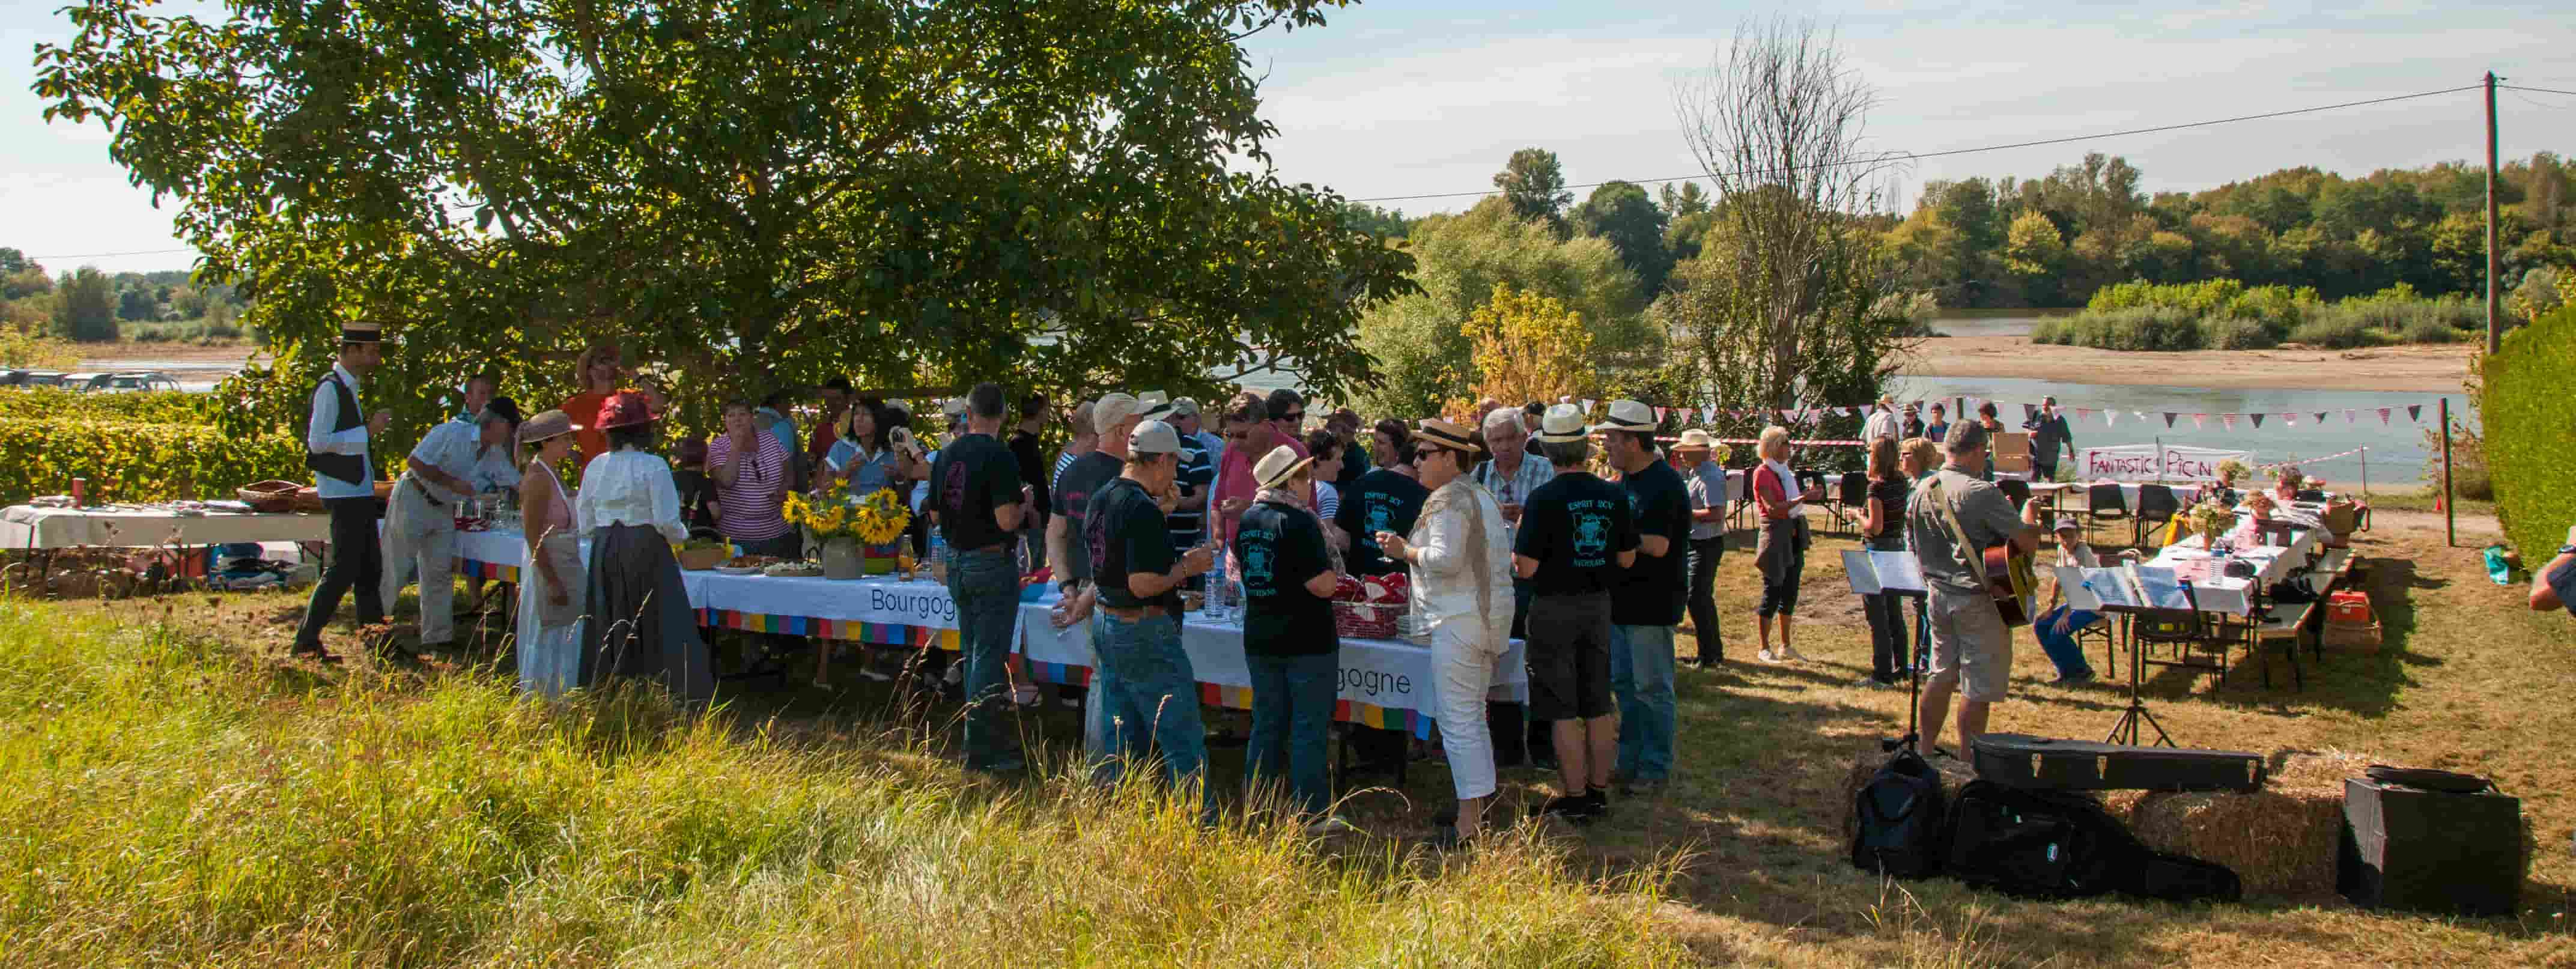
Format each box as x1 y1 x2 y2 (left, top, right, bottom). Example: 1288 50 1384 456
1253 444 1315 490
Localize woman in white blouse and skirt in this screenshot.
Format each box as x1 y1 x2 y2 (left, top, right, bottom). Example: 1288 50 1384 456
515 410 585 698
575 392 714 705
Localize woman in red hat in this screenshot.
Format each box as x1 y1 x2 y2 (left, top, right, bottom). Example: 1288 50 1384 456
572 390 714 705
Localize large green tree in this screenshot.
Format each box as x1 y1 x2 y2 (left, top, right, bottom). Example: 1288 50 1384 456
1491 148 1573 235
36 0 1413 440
1570 181 1673 296
52 267 118 342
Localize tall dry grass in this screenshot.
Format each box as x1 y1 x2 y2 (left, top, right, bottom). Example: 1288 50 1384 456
0 597 1692 967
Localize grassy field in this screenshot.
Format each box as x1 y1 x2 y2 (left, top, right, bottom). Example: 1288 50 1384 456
5 502 2572 966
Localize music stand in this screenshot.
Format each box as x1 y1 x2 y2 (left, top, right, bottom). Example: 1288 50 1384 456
1844 550 1930 754
2059 565 2186 747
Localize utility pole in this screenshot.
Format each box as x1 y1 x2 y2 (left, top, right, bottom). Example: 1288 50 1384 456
2485 71 2502 356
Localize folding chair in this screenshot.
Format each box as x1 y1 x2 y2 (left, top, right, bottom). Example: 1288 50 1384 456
1832 472 1868 535
2131 582 2232 687
2085 483 2130 547
2134 484 2181 549
2247 585 2307 691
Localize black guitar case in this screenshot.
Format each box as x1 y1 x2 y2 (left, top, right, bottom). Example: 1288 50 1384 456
1971 733 2265 793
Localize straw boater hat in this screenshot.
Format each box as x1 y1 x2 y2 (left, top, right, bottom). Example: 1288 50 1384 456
1138 390 1170 407
1254 444 1314 490
1675 429 1716 451
1138 394 1176 422
1591 399 1656 435
341 320 383 344
1414 418 1479 456
1536 403 1589 444
517 409 582 445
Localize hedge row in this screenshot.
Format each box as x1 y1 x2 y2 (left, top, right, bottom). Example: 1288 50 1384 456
0 418 305 506
2485 303 2576 559
0 388 214 424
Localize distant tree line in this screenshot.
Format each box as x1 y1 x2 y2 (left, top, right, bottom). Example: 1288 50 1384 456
0 247 254 344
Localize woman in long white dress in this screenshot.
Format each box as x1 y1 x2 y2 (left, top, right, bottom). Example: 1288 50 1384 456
515 410 586 698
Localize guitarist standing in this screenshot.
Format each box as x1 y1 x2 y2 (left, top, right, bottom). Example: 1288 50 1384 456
1903 421 2040 757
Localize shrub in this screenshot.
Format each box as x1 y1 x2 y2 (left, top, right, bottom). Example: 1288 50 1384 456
2483 304 2576 558
2032 306 2205 351
0 417 305 505
0 387 212 424
2203 316 2281 350
2285 308 2379 349
0 329 79 369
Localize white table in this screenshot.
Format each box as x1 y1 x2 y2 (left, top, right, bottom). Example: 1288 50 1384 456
451 528 1524 733
2 503 332 549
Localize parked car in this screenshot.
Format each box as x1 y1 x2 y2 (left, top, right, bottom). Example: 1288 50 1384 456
87 371 183 394
6 370 68 388
62 372 108 392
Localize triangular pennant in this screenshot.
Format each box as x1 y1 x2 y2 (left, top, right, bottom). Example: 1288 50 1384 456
2377 408 2391 425
2344 409 2357 424
1653 406 1668 422
2075 407 2094 421
2407 404 2423 422
2313 412 2328 425
1580 398 1597 412
2282 413 2297 427
2133 411 2146 424
1780 409 1796 424
2163 412 2178 429
2106 410 2119 427
1836 407 1852 417
1859 404 1875 418
2249 413 2265 428
2193 414 2208 429
2222 414 2238 431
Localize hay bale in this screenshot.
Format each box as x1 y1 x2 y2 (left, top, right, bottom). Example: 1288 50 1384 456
2103 749 2371 900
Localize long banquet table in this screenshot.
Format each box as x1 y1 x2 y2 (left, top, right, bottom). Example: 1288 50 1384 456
449 528 1524 737
3 503 332 549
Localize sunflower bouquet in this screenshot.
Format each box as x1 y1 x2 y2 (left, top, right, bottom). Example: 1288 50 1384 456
785 481 909 545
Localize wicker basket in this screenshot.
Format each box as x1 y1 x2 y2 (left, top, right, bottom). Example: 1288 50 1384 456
236 480 303 514
676 545 729 571
2323 620 2382 653
1333 597 1403 640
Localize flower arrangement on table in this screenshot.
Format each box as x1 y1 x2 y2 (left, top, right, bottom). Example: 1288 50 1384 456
2183 499 2237 550
786 482 913 576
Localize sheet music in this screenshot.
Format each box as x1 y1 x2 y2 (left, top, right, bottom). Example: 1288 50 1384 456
1869 551 1925 593
2057 565 2189 611
1841 550 1881 595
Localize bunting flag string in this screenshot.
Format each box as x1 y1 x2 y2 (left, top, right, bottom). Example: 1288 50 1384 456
2312 412 2329 425
2344 409 2357 424
1653 406 1668 422
2162 412 2178 428
2282 413 2297 427
2378 408 2392 425
2106 410 2119 427
2220 414 2237 431
2075 407 2095 421
2249 413 2265 428
2407 404 2423 422
2193 414 2208 429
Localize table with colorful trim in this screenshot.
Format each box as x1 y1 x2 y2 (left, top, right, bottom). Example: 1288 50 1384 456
451 529 1526 735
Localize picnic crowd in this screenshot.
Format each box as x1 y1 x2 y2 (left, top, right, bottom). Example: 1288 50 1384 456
287 323 2390 845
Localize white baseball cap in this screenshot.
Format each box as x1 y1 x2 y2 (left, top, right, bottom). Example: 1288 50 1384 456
1093 393 1142 435
1131 419 1183 456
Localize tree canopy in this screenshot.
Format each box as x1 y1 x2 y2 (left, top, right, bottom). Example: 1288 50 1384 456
35 0 1414 437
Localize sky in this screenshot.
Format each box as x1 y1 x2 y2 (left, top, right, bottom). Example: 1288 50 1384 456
5 0 2573 275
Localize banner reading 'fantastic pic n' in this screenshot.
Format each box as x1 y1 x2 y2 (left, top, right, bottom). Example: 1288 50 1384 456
2078 445 2253 482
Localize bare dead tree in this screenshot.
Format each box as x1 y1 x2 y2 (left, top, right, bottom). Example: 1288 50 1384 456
1666 17 1916 422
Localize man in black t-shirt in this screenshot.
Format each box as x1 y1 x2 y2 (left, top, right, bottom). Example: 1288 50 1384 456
1049 393 1140 764
1513 403 1638 821
927 383 1030 773
1335 458 1429 577
1599 399 1692 795
1235 445 1342 822
1082 419 1217 812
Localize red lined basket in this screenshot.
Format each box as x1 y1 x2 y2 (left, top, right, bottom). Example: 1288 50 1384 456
1332 598 1403 640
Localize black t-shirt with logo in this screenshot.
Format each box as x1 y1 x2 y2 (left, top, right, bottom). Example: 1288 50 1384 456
927 432 1023 552
1236 500 1338 656
1612 458 1693 626
1084 476 1179 615
1334 467 1429 577
1514 472 1638 597
1050 451 1123 583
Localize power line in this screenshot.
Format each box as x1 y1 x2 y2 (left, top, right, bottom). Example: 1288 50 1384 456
25 247 196 261
2503 84 2576 97
1349 84 2483 205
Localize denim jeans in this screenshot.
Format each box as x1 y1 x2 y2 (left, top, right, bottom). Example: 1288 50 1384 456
1095 611 1209 816
946 545 1021 769
1608 623 1677 782
1686 536 1725 662
1862 591 1913 682
1245 651 1336 816
1083 611 1119 781
2032 603 2100 680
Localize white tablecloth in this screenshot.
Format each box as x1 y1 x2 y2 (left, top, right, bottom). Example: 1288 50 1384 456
2 504 333 549
2125 521 2324 616
2052 481 2211 515
451 528 1526 726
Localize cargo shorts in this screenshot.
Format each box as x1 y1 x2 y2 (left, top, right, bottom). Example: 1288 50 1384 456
1926 586 2012 702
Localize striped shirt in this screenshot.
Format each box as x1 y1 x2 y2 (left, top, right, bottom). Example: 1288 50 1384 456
707 431 791 541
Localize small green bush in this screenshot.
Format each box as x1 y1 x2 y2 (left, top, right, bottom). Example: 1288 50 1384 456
2286 308 2379 349
2484 304 2576 558
0 388 213 424
2034 306 2206 351
2204 316 2282 350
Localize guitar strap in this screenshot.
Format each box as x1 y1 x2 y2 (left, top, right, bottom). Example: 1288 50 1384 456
1923 476 1990 591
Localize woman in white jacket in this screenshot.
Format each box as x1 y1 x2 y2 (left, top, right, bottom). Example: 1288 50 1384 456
1376 418 1513 847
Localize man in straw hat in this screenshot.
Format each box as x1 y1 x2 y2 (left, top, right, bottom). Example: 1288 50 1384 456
1513 404 1636 822
292 318 393 660
1596 399 1691 796
1376 418 1514 846
1673 428 1730 667
1084 418 1218 812
1236 443 1350 831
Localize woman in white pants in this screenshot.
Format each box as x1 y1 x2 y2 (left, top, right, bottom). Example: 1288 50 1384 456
1377 418 1513 848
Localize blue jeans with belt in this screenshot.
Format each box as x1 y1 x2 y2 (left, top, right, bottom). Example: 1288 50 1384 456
946 544 1021 770
1095 610 1210 818
1245 651 1336 816
1609 623 1677 782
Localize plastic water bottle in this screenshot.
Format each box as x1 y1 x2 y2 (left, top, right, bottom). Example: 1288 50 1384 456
1206 545 1230 621
926 529 946 579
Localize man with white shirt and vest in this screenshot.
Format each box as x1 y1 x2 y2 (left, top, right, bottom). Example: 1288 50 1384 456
293 320 393 660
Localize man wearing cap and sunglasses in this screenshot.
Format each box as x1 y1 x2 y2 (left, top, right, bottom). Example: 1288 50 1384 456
1376 419 1514 846
1083 418 1219 813
292 320 394 660
1597 399 1692 797
1514 404 1638 822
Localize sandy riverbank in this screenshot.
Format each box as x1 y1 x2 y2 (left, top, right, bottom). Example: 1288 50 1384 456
1900 335 2474 393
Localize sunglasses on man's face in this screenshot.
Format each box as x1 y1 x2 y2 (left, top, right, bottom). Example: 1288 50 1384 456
1413 448 1444 461
1275 412 1304 423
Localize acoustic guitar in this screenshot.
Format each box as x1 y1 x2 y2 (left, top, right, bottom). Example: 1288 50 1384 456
1982 544 2038 627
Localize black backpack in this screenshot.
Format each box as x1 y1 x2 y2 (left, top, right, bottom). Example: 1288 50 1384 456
1850 748 1948 878
1946 780 2242 904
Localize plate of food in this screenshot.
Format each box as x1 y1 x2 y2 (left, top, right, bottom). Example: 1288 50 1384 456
715 554 783 576
762 560 823 578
